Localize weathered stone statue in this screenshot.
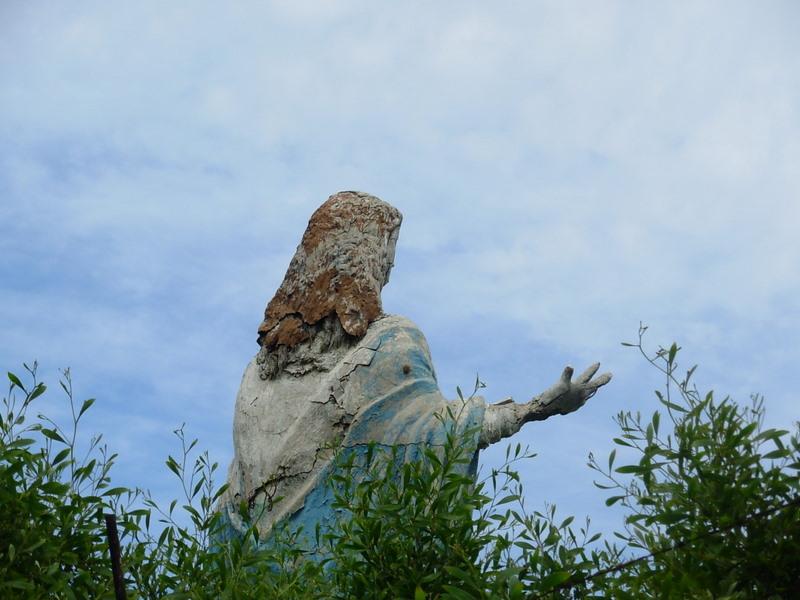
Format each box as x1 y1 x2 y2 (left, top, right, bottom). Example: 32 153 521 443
219 191 611 545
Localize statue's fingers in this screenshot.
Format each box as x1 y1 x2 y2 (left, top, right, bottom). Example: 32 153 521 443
590 372 613 388
577 362 600 384
561 365 574 384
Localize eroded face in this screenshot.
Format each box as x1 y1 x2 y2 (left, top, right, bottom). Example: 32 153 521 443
383 227 400 286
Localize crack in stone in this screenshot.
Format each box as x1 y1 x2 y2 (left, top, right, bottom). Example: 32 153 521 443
245 418 354 510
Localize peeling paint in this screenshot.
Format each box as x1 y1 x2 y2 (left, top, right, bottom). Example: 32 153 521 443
255 191 402 379
219 315 485 543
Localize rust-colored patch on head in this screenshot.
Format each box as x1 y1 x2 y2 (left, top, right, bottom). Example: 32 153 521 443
259 315 309 349
301 192 402 255
258 191 402 351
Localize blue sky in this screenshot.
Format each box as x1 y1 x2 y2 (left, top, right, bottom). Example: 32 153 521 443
2 1 799 536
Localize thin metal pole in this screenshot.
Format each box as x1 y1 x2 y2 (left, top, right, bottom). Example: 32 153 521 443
104 513 128 600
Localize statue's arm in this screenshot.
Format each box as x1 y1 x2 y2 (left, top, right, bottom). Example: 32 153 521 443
478 363 612 449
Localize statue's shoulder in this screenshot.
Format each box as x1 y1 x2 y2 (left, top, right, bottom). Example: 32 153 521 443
369 313 422 335
359 314 434 370
342 314 437 392
363 314 429 348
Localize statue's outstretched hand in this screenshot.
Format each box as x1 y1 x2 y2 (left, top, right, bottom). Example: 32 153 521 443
537 363 612 416
478 362 613 449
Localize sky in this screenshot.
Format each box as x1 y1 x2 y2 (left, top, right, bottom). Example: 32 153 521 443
2 1 799 539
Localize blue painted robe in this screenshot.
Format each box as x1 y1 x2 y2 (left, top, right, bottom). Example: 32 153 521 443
218 315 485 552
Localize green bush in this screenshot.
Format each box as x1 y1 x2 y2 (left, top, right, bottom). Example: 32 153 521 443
0 364 328 599
122 424 327 599
2 328 798 598
587 325 800 599
0 364 130 598
320 390 612 599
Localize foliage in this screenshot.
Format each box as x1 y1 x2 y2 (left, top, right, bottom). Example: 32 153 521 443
589 325 800 599
2 327 799 598
121 424 327 599
0 363 127 598
0 364 327 599
320 389 613 599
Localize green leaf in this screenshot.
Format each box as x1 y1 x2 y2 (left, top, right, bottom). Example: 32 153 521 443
212 483 230 503
764 449 790 460
540 570 572 590
7 372 25 391
41 428 65 443
166 457 181 478
657 511 688 525
657 395 687 413
8 437 35 449
29 383 47 401
41 481 68 494
615 465 643 474
668 343 678 365
52 448 71 465
78 398 95 418
441 586 474 600
4 579 34 590
415 585 426 600
496 494 521 506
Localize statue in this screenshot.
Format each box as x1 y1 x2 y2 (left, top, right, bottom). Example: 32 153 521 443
218 191 611 547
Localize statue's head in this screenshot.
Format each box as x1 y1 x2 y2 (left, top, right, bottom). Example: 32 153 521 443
256 191 402 378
